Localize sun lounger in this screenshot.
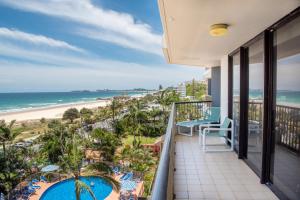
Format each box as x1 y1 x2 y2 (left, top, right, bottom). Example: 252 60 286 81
31 179 39 183
24 186 35 195
120 173 127 180
129 195 135 200
121 173 129 181
124 172 133 181
177 107 220 136
40 176 48 182
28 182 41 189
121 172 133 181
0 193 4 200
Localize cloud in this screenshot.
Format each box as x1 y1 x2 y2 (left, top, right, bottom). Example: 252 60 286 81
76 28 162 56
0 59 203 92
0 0 162 56
0 26 201 92
0 42 99 68
0 27 85 53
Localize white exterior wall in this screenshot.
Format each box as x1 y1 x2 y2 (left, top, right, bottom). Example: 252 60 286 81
220 55 228 121
177 83 186 98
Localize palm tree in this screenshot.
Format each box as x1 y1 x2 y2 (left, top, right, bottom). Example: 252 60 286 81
0 120 17 160
62 133 95 200
155 90 172 123
84 162 119 191
117 146 130 170
125 100 149 142
0 171 18 198
126 148 154 178
0 146 29 198
156 90 180 123
41 122 69 163
91 128 121 161
148 108 163 127
61 131 119 200
110 98 122 123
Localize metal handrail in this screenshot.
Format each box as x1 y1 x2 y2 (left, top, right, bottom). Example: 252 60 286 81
150 101 213 199
150 103 176 200
175 100 212 105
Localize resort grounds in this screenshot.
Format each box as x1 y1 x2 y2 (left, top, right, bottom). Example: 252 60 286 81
0 90 180 199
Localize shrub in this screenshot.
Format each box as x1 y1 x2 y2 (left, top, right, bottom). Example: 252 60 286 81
47 119 61 129
63 108 80 123
40 117 46 123
80 107 93 116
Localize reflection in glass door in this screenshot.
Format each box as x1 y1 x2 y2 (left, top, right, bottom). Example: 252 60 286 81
247 38 264 174
271 16 300 200
232 53 240 151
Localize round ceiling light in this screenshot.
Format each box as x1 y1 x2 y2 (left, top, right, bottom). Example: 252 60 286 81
210 24 229 37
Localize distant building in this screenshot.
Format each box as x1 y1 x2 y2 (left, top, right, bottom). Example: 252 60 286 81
177 83 186 98
203 68 212 96
203 67 220 106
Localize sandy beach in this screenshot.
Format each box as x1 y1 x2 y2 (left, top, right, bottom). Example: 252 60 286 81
0 100 111 122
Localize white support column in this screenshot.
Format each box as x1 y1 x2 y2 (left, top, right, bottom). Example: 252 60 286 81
220 55 229 121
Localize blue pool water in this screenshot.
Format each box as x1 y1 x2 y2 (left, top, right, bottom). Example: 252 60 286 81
40 177 112 200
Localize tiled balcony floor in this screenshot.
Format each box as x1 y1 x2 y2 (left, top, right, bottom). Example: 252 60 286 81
174 135 279 200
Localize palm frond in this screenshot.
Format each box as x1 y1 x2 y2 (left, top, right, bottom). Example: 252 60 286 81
86 162 112 174
9 120 16 129
75 179 97 200
81 171 120 192
97 174 120 191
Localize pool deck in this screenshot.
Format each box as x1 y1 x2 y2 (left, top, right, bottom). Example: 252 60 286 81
28 181 58 200
107 174 144 200
28 175 144 200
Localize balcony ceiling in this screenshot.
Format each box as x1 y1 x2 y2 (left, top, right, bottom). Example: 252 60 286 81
158 0 300 67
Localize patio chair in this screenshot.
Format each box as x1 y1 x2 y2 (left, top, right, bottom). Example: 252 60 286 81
177 107 220 136
200 117 234 152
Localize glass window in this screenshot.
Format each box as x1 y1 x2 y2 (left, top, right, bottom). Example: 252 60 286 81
272 15 300 200
247 37 264 174
232 53 240 151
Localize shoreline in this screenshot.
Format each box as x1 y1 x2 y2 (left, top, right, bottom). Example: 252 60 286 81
0 99 111 122
0 92 149 115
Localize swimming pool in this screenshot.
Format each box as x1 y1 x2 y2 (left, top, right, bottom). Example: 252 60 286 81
40 176 113 200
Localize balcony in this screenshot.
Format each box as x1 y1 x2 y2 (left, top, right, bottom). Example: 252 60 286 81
151 101 279 200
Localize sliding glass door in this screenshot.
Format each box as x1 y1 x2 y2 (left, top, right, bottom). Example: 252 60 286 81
271 15 300 200
228 8 300 199
232 53 240 152
247 37 264 174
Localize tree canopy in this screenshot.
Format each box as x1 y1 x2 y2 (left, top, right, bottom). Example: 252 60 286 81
63 108 80 122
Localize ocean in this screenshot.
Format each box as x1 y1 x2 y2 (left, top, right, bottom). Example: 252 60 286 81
239 90 300 107
0 91 147 113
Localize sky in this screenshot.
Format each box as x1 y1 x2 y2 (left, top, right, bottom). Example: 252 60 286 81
0 0 204 92
233 54 300 92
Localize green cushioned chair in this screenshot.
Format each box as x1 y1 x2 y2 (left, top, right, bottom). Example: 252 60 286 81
199 117 234 152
